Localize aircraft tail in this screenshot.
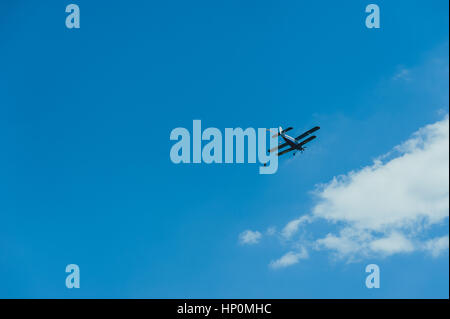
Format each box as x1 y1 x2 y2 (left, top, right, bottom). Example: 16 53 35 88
272 126 293 138
272 127 283 138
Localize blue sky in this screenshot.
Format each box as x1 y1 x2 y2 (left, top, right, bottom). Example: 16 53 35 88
0 0 448 298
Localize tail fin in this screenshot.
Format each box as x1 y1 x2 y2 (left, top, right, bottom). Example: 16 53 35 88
272 126 283 138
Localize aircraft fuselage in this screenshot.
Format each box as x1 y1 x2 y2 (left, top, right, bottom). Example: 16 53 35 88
281 134 304 151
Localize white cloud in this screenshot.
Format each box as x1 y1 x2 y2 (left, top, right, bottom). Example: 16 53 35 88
311 116 449 259
316 230 365 257
239 230 262 245
423 235 449 257
369 232 415 256
293 116 450 261
314 117 448 228
269 248 309 269
281 215 310 239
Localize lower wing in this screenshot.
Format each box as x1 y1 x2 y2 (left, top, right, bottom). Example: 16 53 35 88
277 147 294 156
268 142 289 153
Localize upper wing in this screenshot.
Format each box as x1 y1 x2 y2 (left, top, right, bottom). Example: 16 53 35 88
298 135 316 147
277 147 294 156
295 126 320 141
268 142 289 153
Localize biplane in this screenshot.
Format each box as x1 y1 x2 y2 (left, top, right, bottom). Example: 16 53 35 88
267 126 320 157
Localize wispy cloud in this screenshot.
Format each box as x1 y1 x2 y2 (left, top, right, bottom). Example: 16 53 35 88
423 235 449 258
239 230 262 245
269 248 309 269
392 67 411 81
281 215 310 239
